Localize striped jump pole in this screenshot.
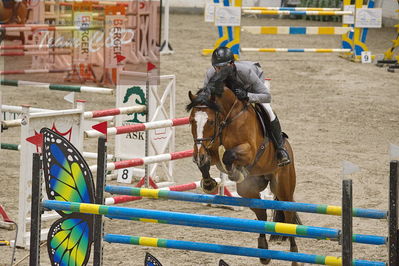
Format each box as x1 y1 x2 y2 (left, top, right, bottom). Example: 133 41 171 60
242 26 353 35
241 48 352 53
85 117 189 138
0 69 72 75
104 234 385 266
0 44 73 50
104 186 387 220
242 10 353 16
0 106 145 129
107 213 386 245
59 1 129 7
241 7 342 11
83 106 146 119
1 143 20 151
42 200 386 246
89 150 193 172
105 179 234 205
42 200 339 240
1 79 114 95
0 51 71 56
0 25 102 32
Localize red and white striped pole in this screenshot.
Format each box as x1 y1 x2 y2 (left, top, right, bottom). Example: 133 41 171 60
83 106 146 119
89 150 194 173
85 117 189 138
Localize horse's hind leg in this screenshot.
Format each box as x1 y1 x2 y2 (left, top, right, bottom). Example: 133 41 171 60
236 176 271 265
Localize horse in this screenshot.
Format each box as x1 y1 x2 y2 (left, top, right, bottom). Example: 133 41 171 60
0 0 30 43
186 84 301 265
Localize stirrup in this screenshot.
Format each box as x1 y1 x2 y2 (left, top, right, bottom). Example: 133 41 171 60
277 149 291 167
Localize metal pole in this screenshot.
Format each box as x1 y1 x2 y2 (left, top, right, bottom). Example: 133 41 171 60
389 160 399 265
93 136 107 266
29 153 42 266
342 179 353 265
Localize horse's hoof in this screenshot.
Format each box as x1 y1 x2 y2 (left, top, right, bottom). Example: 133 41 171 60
260 258 271 265
258 236 271 264
200 179 219 194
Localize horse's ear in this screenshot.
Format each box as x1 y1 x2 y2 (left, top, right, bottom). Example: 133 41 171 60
188 91 196 102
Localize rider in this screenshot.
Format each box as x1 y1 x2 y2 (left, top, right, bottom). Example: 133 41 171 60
203 46 290 167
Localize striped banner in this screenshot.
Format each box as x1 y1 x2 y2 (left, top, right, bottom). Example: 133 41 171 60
242 26 352 35
89 150 194 172
104 234 384 266
1 79 113 94
85 117 189 138
241 48 352 53
242 10 353 16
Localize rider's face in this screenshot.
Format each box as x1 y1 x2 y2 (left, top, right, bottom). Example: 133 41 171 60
214 63 232 72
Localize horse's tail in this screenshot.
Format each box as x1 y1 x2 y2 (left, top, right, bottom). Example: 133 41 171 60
269 198 302 241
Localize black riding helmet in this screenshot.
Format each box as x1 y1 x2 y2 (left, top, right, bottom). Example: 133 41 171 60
211 47 234 67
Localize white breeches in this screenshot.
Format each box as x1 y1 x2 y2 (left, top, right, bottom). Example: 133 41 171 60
262 80 276 121
261 103 276 122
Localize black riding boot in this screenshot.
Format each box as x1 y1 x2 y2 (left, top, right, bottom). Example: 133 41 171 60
270 117 291 167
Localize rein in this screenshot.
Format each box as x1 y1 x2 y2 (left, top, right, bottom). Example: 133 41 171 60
193 97 249 151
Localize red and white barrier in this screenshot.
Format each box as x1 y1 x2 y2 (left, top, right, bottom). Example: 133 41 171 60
89 150 194 173
83 106 146 119
0 69 71 75
85 117 189 138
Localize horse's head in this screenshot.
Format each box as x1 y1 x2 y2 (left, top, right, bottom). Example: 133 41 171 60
186 85 241 167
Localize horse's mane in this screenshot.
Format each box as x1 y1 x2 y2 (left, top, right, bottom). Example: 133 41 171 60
186 87 219 112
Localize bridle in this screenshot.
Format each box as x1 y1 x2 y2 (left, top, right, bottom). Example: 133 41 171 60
192 97 249 153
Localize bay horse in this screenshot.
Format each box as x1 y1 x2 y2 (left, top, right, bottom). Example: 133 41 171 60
186 84 301 265
0 0 30 43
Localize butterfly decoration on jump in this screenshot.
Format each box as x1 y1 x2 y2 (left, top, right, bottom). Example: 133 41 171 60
40 128 232 266
41 128 95 265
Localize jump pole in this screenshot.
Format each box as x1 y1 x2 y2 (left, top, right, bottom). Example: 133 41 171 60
104 186 387 219
0 79 113 94
104 234 384 266
0 69 72 75
89 150 194 173
85 117 189 138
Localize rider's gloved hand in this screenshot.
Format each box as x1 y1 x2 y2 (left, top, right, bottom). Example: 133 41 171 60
234 88 249 101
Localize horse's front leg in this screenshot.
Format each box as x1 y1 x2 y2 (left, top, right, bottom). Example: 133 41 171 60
197 161 219 194
221 143 252 182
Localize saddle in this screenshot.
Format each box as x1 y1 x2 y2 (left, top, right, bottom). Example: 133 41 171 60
253 103 270 139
